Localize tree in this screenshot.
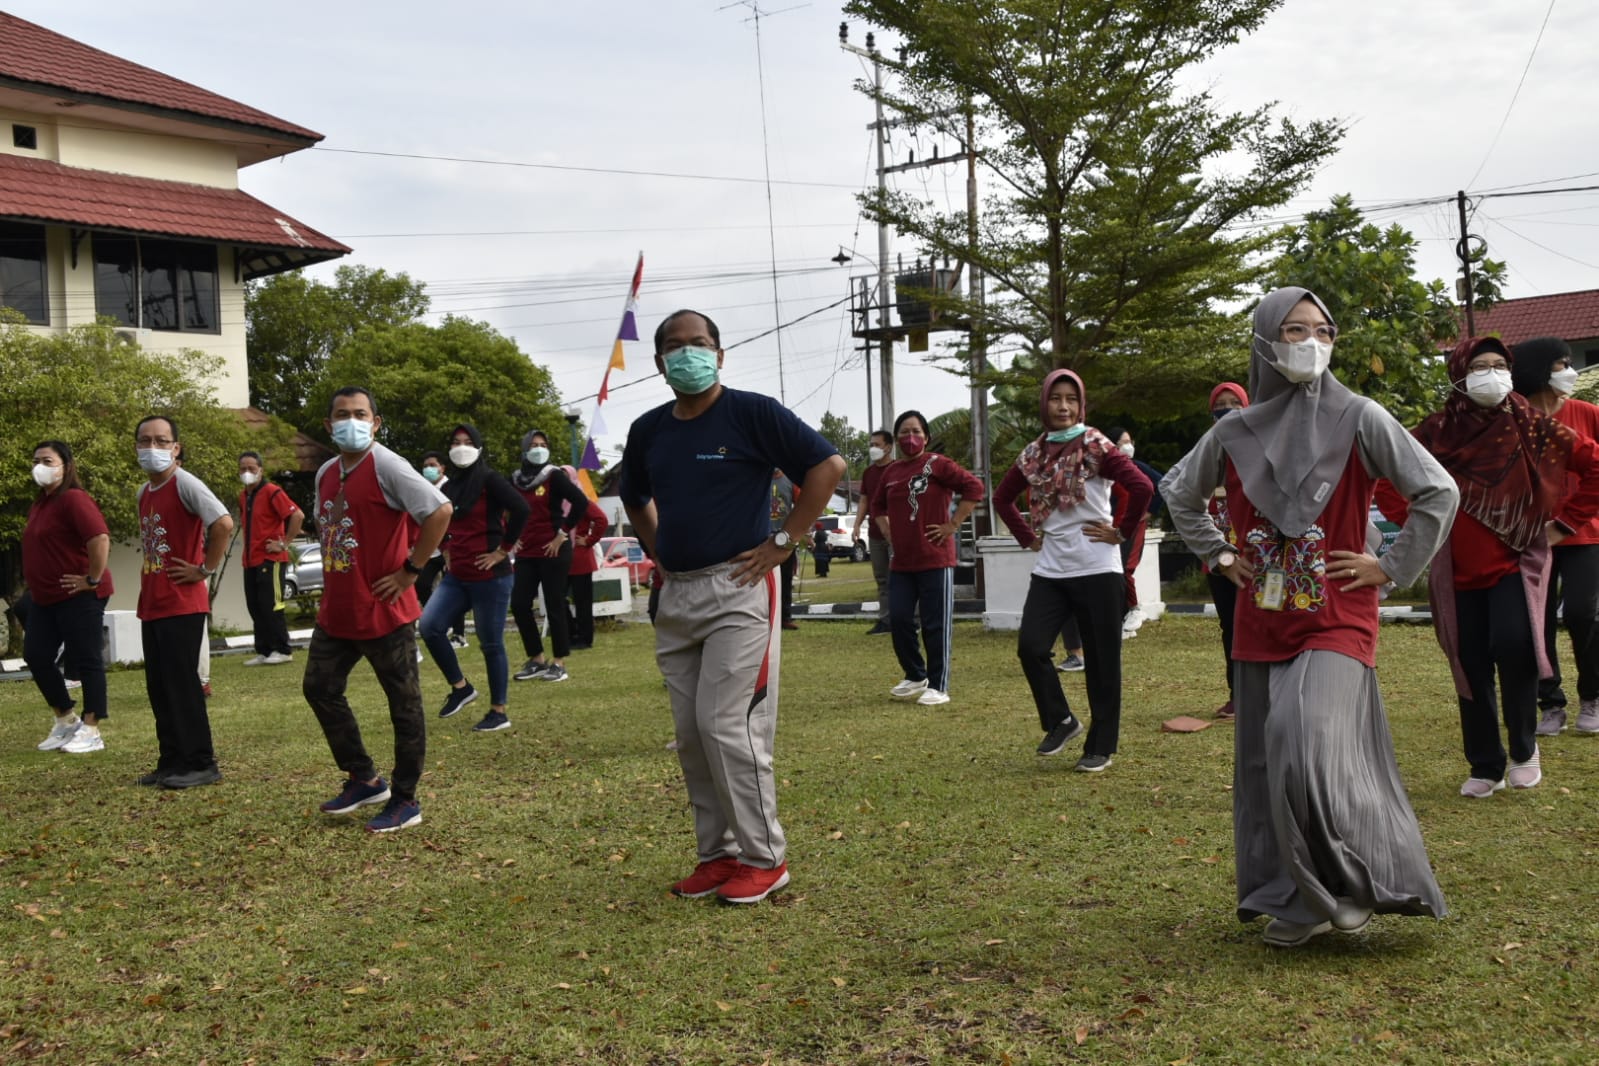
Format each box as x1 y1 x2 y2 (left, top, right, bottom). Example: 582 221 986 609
304 316 568 470
818 412 870 478
1272 195 1507 426
0 314 296 653
845 0 1341 424
246 265 429 425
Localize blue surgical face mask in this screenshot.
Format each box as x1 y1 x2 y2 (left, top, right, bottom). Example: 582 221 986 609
137 448 174 474
330 419 374 452
525 446 550 466
422 465 442 483
663 346 720 395
1045 424 1086 444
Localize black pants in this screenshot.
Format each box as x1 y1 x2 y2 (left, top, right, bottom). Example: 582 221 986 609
142 613 215 774
303 623 426 802
513 547 573 659
1207 571 1239 698
23 592 107 718
1017 571 1124 756
242 561 292 656
568 573 595 646
417 556 467 637
1456 574 1539 781
1540 543 1599 710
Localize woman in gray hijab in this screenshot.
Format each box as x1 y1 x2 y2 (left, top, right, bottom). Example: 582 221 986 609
1161 286 1459 948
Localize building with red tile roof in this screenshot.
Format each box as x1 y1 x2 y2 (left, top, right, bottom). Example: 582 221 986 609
1468 289 1599 369
0 10 348 406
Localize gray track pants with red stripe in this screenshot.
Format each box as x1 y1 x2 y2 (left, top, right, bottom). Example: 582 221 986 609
655 561 786 870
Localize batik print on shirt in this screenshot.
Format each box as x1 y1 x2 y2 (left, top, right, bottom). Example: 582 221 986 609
140 511 171 574
318 492 360 574
1245 522 1327 612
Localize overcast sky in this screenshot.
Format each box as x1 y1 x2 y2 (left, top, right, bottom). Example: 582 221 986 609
11 0 1598 453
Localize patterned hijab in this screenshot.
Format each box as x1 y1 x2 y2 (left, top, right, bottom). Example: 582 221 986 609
1016 368 1116 534
1212 286 1368 537
1414 336 1574 552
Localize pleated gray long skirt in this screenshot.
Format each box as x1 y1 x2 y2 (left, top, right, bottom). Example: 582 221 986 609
1233 650 1447 925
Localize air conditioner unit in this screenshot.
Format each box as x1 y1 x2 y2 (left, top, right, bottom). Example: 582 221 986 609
113 327 151 346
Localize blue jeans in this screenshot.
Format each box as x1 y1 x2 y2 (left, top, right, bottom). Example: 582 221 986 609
421 572 513 705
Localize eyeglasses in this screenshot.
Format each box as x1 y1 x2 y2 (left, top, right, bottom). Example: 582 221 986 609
1468 361 1509 372
1280 323 1337 344
135 437 175 447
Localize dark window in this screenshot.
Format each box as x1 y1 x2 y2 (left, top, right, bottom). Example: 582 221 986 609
91 235 218 333
0 221 48 323
12 124 38 149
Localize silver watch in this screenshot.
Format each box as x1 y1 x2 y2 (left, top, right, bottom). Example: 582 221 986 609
773 530 796 551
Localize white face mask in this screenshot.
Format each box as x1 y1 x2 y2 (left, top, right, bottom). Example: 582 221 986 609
137 448 175 474
1550 366 1580 396
1462 368 1513 408
240 470 260 486
1268 338 1334 384
525 446 550 466
1118 442 1135 458
868 446 886 463
32 462 61 488
449 444 481 468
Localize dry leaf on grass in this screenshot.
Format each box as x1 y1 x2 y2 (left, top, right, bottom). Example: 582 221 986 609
1161 716 1211 733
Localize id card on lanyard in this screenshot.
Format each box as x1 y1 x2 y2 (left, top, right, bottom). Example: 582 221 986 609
1259 531 1288 611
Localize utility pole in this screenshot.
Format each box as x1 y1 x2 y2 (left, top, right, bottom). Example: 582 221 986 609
965 103 990 519
841 25 895 425
1456 189 1477 336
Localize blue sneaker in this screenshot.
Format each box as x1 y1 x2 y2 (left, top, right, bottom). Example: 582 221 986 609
364 797 422 833
320 777 391 815
473 710 511 732
439 681 478 718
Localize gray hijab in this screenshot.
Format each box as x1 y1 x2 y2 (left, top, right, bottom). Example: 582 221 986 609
1211 286 1369 537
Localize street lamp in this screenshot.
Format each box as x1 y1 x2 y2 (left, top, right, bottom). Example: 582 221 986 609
563 408 582 468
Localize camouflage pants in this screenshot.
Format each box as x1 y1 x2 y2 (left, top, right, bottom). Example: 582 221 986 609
303 623 425 801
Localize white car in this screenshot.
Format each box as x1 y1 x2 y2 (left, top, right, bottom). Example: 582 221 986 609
811 515 866 562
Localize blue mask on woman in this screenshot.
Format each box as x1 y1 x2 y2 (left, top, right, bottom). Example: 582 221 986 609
663 346 720 395
1045 424 1086 444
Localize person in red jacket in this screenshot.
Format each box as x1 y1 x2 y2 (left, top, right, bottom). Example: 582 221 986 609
870 409 984 708
1513 337 1599 736
993 370 1152 771
23 440 115 754
237 450 303 666
1380 336 1599 796
509 430 591 684
563 474 609 650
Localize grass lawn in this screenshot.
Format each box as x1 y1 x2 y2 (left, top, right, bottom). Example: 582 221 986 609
3 617 1597 1064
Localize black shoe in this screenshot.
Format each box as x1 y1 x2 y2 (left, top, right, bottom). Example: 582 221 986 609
136 769 167 787
866 622 892 635
161 766 222 789
439 682 479 718
569 641 593 651
1037 718 1085 756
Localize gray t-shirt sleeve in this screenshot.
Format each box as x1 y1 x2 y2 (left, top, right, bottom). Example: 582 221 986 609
1160 431 1231 564
371 444 449 522
175 468 229 526
1354 403 1458 587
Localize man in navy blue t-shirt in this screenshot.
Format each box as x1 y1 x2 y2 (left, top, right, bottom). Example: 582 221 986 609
621 309 844 905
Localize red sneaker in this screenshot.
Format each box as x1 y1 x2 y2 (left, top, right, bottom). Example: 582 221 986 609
1214 701 1235 721
716 862 790 904
671 856 742 898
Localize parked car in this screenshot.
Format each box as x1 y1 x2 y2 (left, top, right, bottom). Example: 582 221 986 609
282 540 323 599
812 514 866 562
599 536 654 586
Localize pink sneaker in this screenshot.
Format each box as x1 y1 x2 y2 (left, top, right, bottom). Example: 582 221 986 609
671 857 742 898
716 862 790 904
1459 776 1505 799
1507 749 1542 790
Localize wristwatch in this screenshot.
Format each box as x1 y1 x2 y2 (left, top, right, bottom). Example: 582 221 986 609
402 558 424 575
773 530 797 552
1216 550 1237 570
84 575 100 588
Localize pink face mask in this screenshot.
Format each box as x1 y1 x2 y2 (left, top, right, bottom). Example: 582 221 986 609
898 436 925 458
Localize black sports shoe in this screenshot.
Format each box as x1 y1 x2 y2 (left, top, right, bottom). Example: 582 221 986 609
1037 718 1085 756
161 765 222 789
439 682 479 718
866 622 892 635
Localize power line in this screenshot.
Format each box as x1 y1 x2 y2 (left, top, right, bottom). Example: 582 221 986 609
309 146 860 191
1465 0 1560 189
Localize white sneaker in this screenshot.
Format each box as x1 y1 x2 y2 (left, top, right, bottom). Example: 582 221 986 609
38 716 81 751
415 646 424 663
1122 607 1145 636
62 726 104 754
64 678 83 690
449 634 470 650
243 654 270 666
890 678 929 700
916 688 950 706
263 651 293 665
